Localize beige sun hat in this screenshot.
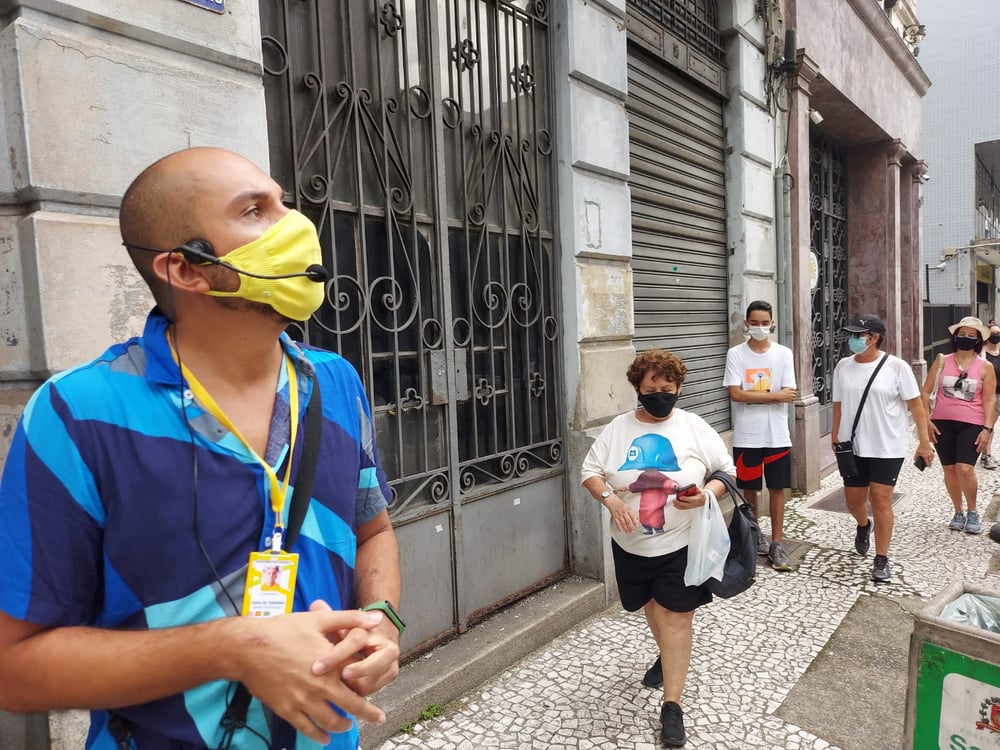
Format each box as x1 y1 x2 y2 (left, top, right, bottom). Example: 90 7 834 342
947 315 991 341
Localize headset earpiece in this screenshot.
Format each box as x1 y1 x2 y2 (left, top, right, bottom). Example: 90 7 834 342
175 239 216 265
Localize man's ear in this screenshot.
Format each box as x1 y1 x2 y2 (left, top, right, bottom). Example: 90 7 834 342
150 251 213 293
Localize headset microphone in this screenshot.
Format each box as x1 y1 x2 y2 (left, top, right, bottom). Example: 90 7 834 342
303 264 330 282
124 241 329 283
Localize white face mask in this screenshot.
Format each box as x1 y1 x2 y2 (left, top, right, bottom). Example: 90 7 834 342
748 326 771 341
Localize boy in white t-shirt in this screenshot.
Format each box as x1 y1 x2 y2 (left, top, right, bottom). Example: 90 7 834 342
723 301 797 571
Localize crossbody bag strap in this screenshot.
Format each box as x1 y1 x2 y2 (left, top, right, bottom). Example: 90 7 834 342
850 354 888 442
219 381 324 749
284 380 323 551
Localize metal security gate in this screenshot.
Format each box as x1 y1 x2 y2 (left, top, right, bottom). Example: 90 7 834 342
625 0 729 429
259 1 565 653
809 129 849 436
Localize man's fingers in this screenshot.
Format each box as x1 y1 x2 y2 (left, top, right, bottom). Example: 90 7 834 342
311 626 376 675
310 607 382 636
342 643 401 696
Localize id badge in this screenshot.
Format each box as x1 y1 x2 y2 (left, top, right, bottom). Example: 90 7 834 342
241 551 299 617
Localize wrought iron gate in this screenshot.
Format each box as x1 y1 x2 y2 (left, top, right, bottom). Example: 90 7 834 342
809 129 848 435
259 0 565 651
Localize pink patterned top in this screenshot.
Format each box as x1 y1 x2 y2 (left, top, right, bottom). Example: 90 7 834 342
931 353 986 425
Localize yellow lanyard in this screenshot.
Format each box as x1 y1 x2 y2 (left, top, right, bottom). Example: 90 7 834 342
168 333 299 551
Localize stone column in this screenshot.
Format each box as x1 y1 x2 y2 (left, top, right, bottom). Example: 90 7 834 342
902 160 928 380
846 140 907 358
884 140 906 353
788 52 822 494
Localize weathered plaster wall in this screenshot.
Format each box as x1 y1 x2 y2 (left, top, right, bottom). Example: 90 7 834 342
720 0 779 345
0 0 269 439
555 0 632 595
0 1 270 746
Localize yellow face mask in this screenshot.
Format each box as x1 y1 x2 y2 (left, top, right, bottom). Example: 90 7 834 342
204 210 326 321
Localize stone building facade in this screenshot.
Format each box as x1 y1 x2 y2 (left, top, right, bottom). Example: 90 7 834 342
0 0 927 745
784 0 930 485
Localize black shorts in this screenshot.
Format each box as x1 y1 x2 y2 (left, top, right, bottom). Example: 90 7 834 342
611 541 712 613
842 457 905 487
733 446 792 490
932 419 982 466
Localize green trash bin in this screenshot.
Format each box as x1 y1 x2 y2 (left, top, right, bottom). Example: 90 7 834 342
904 582 1000 749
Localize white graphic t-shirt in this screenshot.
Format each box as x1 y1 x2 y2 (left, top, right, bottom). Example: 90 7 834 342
581 408 735 557
723 341 796 448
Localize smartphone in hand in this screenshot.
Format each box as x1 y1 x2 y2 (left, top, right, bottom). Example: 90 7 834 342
676 483 699 497
914 455 927 471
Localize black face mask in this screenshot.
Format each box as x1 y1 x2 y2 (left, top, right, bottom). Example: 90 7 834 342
955 335 979 351
638 391 679 419
988 334 1000 345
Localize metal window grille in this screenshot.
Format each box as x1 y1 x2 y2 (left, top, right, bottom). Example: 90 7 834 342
627 0 726 64
810 128 849 430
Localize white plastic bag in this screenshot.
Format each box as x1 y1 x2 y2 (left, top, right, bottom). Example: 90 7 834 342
683 491 731 587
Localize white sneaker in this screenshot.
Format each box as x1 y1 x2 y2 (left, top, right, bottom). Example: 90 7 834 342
982 455 999 470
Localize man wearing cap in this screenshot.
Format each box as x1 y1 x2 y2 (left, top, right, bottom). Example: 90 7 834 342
832 314 934 583
920 315 996 536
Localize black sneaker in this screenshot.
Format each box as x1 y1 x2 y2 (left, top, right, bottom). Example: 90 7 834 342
660 701 686 747
854 519 872 556
643 655 663 688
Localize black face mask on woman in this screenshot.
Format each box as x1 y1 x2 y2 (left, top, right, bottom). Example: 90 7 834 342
638 391 678 419
989 334 1000 345
955 335 979 351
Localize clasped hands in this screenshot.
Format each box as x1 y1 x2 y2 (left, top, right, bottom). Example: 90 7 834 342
236 600 400 743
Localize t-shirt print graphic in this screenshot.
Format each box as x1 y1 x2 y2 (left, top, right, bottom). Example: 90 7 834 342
619 434 683 536
941 374 978 402
744 367 773 392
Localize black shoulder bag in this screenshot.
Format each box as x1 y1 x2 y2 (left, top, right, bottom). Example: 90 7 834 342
109 384 325 750
704 470 759 599
834 354 887 480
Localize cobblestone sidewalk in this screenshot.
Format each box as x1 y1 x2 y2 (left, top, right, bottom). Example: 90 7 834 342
377 447 1000 750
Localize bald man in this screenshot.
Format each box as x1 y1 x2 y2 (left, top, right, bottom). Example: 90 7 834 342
0 148 402 749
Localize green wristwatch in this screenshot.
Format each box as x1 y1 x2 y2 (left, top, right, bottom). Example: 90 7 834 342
361 600 406 635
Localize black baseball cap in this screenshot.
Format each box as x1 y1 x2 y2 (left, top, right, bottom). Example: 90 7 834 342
843 314 886 335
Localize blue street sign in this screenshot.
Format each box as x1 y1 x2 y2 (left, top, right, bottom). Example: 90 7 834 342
179 0 224 13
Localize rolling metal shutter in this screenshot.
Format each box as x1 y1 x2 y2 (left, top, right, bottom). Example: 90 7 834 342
627 44 729 429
